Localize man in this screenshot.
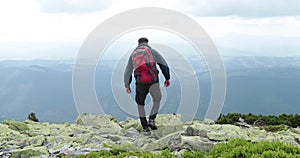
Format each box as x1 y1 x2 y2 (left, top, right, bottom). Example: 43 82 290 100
124 37 170 135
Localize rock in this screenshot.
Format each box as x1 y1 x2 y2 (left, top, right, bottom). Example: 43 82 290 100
207 124 249 141
0 152 11 158
295 137 300 145
253 119 265 126
155 114 183 125
75 114 122 134
3 120 29 133
247 127 268 142
122 117 143 132
235 122 251 128
24 119 40 125
2 114 300 156
11 146 48 158
124 127 140 139
181 136 213 152
133 136 154 148
48 143 72 156
175 149 189 158
0 124 15 134
203 119 215 125
85 135 106 145
152 124 184 138
142 132 182 151
69 144 106 157
183 126 208 137
29 135 45 147
184 126 197 136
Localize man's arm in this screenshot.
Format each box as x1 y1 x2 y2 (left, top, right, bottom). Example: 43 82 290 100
124 55 133 91
151 48 170 81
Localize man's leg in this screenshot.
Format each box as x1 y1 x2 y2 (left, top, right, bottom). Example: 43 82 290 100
137 105 147 129
135 84 150 130
149 83 162 121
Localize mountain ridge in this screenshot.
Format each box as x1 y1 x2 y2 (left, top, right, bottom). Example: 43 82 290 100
0 56 299 122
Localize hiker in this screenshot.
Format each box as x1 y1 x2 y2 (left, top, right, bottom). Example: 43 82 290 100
124 37 170 135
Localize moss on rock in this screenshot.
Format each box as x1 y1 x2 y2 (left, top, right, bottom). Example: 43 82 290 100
3 120 29 133
11 146 48 158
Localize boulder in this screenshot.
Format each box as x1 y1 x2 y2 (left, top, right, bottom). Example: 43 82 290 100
142 132 182 151
181 136 213 152
121 117 143 132
247 127 268 142
2 114 300 157
48 143 72 155
11 146 48 158
124 127 140 139
207 124 249 141
133 136 154 148
155 114 183 125
203 119 215 125
29 135 45 147
75 114 121 134
0 124 15 134
152 124 184 138
3 120 29 133
183 126 208 137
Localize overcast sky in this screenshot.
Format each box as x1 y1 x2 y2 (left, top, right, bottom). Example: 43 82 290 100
0 0 300 59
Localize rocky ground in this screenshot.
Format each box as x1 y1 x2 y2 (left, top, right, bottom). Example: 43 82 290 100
0 114 300 158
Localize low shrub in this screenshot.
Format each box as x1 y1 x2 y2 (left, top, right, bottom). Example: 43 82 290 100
75 139 300 158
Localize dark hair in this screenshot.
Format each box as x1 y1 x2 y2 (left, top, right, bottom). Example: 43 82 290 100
138 37 148 44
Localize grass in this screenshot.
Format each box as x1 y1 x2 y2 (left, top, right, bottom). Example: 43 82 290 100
73 138 300 158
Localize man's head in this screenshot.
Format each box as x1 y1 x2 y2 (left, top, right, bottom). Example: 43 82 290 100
138 37 148 44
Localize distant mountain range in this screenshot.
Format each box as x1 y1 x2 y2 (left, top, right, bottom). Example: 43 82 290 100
0 56 299 122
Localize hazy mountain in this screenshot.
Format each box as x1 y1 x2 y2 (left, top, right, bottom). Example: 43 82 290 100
0 56 299 122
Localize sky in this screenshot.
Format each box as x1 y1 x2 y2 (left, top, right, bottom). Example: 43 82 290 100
0 0 300 59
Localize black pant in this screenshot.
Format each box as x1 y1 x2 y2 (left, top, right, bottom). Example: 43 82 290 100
136 83 161 129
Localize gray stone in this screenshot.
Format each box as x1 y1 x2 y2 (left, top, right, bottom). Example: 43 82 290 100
155 114 183 126
207 124 249 141
11 146 48 157
48 143 71 155
152 124 184 138
2 114 300 155
142 132 182 151
184 126 208 137
181 136 213 152
203 119 215 125
124 127 140 139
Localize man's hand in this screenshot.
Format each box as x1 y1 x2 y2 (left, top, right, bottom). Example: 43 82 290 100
126 87 131 94
164 80 170 87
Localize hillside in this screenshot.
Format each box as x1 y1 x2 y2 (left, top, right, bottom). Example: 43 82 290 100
1 114 300 157
0 56 300 122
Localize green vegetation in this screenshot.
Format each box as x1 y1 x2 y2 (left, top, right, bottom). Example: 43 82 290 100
262 125 287 132
216 113 300 128
206 138 300 158
75 139 300 158
74 148 177 158
27 112 39 122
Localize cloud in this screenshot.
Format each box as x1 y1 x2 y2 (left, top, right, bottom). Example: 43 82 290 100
215 33 300 56
38 0 111 13
181 0 300 17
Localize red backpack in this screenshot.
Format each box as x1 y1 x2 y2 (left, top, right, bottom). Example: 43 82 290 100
131 46 158 84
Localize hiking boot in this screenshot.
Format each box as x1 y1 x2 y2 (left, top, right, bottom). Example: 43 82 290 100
143 128 151 135
148 119 158 130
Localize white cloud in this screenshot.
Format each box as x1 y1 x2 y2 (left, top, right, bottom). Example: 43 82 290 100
38 0 111 13
0 0 300 59
180 0 300 17
196 16 300 38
